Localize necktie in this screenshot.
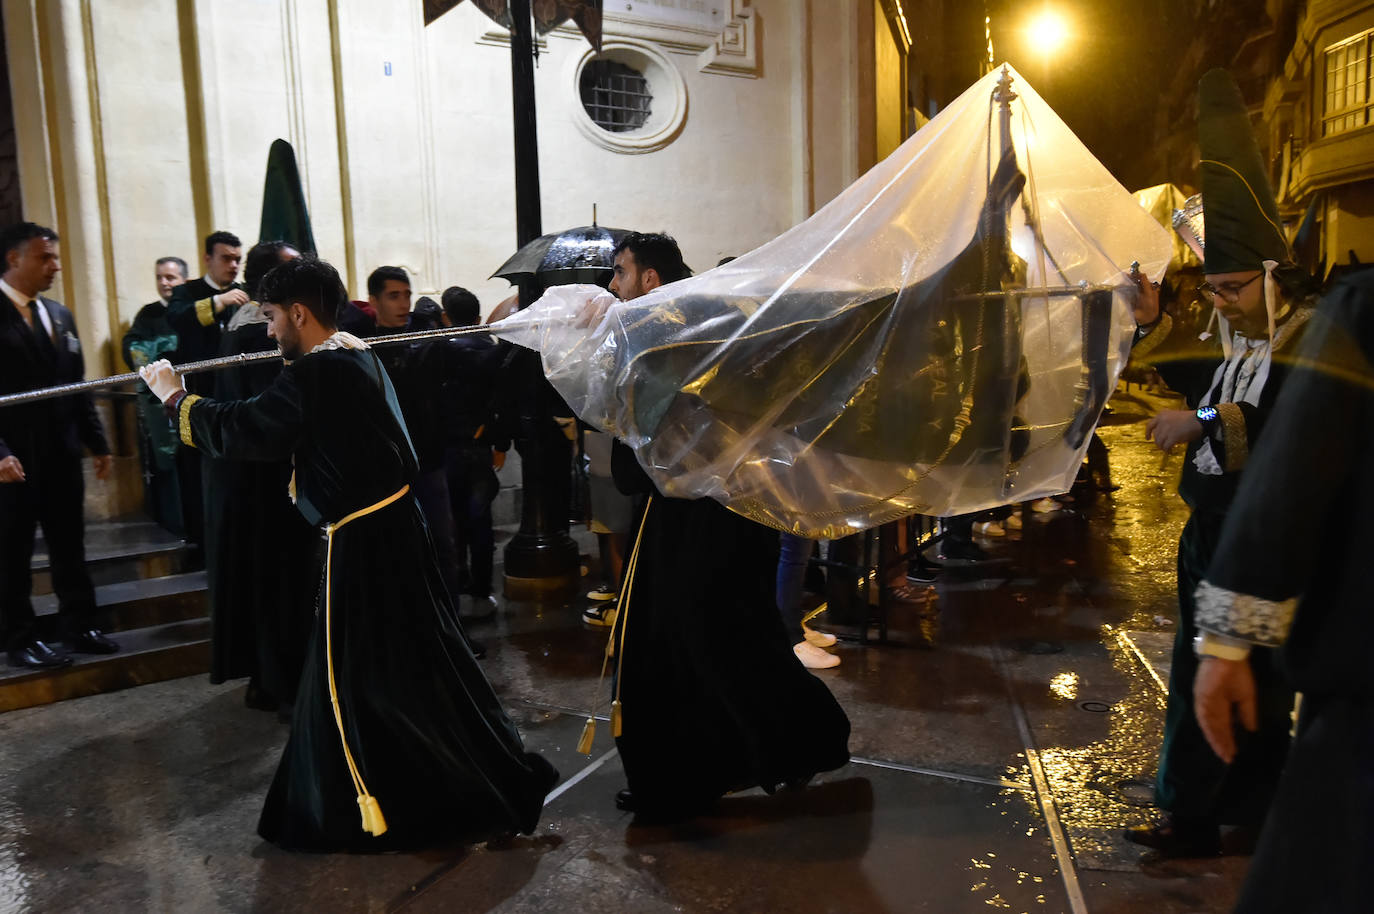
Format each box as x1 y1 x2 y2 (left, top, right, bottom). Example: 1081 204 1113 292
26 300 56 360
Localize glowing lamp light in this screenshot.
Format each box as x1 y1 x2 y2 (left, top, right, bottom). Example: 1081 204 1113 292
1027 9 1070 57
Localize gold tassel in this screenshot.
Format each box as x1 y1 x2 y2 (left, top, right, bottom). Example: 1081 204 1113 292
577 717 597 755
358 795 388 836
610 700 623 738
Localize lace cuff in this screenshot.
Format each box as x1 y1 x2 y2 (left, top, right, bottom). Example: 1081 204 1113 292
1194 580 1297 647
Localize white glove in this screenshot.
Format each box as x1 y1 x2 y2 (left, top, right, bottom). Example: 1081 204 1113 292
139 359 186 404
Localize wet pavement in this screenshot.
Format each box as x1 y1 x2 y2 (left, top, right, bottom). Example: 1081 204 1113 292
0 387 1261 913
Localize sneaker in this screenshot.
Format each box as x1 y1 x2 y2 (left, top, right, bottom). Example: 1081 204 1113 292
1030 497 1061 514
464 594 498 619
793 641 840 669
587 587 618 602
1003 512 1023 531
582 602 618 628
972 519 1005 537
803 628 837 648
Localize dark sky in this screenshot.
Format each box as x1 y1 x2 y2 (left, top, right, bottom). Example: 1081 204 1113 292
919 0 1191 190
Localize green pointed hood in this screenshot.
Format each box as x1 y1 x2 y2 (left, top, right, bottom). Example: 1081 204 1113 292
258 139 316 255
1197 69 1288 273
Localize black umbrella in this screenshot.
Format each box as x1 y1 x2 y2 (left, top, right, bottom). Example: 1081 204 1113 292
492 222 631 286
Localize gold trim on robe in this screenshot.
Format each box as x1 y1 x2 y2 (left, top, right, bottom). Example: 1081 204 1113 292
1131 312 1173 363
1215 401 1248 472
178 394 203 447
195 297 216 327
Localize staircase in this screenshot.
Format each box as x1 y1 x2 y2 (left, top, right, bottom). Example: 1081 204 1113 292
0 451 524 713
0 519 210 712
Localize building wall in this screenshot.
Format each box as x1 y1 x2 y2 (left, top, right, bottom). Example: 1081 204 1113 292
3 0 896 379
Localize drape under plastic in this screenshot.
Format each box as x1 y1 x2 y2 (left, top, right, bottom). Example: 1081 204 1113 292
492 64 1173 538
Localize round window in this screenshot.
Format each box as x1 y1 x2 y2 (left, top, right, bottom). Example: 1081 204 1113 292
579 59 653 133
570 41 687 154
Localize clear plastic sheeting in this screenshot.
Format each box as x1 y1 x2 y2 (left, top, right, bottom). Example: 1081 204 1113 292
492 65 1174 538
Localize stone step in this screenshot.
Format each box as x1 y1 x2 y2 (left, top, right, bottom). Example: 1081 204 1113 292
0 619 210 713
32 571 208 640
31 518 196 596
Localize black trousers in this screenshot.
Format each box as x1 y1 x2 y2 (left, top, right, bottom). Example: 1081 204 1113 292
1155 512 1294 825
0 450 98 649
445 445 498 598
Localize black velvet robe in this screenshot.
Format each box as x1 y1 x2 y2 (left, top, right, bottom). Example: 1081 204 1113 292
202 310 315 707
178 341 557 851
1196 273 1374 912
610 442 851 821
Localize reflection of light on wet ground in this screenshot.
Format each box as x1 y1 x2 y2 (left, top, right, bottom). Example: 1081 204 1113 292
0 796 31 912
1049 672 1079 700
964 796 1055 907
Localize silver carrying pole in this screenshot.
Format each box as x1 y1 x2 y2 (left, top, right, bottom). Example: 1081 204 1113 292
0 324 495 409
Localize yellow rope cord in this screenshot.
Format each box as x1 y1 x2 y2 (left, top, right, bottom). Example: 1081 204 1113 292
577 495 654 753
323 484 410 837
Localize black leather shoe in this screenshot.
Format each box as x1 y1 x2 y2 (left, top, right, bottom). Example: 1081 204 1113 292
1125 818 1221 858
615 789 636 812
68 629 119 655
8 640 72 669
468 638 487 660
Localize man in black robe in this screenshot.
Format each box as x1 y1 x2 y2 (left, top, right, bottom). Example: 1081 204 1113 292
202 241 316 713
599 233 851 821
140 256 556 851
1190 269 1374 912
1125 70 1317 857
165 231 246 556
121 256 188 534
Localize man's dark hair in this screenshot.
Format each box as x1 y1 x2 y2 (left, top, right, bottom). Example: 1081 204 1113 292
0 222 59 262
413 295 443 329
258 255 346 329
155 255 188 278
243 241 296 300
204 230 242 255
613 232 690 284
441 286 481 326
367 265 409 297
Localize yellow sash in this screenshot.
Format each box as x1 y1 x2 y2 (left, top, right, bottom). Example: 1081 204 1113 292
323 484 410 837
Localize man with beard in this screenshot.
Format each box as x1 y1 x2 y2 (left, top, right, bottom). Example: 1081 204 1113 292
139 255 556 851
595 232 851 822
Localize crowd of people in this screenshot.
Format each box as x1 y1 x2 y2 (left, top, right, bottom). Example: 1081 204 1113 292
0 63 1367 911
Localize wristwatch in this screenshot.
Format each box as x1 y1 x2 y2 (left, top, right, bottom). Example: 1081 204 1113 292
1195 405 1220 433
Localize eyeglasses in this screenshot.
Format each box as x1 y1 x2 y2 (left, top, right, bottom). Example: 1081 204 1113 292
1199 272 1262 303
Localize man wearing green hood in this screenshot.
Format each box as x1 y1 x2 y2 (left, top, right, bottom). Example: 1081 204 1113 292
1125 69 1319 858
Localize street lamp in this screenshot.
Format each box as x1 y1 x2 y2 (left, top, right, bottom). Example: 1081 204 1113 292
1027 9 1070 56
1025 6 1070 87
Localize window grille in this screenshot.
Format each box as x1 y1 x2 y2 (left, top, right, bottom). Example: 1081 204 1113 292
580 59 652 133
1323 30 1373 137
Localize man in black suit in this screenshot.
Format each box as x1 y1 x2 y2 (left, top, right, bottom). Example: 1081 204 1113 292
0 222 118 668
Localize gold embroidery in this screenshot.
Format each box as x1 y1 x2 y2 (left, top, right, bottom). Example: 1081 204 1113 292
1215 401 1248 471
178 394 203 447
1131 312 1173 363
195 297 215 327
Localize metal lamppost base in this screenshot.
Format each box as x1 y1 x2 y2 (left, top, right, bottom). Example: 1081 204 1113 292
503 533 580 602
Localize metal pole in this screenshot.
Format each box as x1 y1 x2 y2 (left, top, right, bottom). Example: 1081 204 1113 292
503 0 580 600
0 324 494 409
